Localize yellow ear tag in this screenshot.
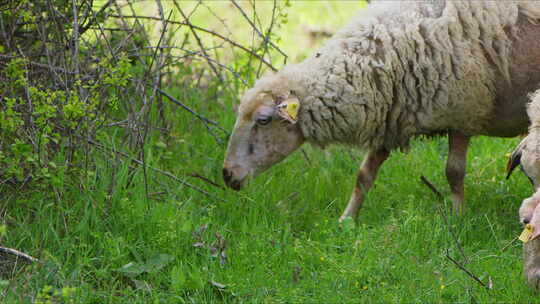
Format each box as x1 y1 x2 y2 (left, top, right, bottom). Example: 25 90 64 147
519 224 534 243
277 98 300 123
286 101 299 120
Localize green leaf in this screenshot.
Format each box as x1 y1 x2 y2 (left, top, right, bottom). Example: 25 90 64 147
117 254 174 278
116 262 146 278
144 254 174 273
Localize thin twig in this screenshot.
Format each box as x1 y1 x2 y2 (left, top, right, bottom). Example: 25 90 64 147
174 0 222 82
420 175 443 199
108 14 277 71
0 54 82 75
86 138 226 202
300 148 312 166
445 249 490 289
420 175 470 264
0 246 39 263
140 5 172 201
230 0 287 60
78 0 114 36
157 88 228 134
188 173 225 190
500 236 518 252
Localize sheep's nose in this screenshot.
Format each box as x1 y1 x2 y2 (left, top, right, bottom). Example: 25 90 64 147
223 168 232 184
524 218 531 225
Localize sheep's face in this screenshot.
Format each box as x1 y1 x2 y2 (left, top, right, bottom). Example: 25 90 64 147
520 192 540 225
223 92 304 190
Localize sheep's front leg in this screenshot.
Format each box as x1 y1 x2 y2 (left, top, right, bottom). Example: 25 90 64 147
524 238 540 289
339 148 390 222
446 131 470 213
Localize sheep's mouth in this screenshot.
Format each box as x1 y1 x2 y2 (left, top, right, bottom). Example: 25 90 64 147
227 178 243 191
222 168 247 190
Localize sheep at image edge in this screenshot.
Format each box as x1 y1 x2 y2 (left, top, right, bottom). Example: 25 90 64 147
507 90 540 289
223 1 540 222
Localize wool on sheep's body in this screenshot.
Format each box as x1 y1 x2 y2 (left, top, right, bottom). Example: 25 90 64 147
528 91 540 129
245 1 540 150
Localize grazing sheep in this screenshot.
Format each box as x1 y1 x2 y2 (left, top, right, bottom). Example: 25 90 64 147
507 90 540 288
508 90 540 224
223 1 540 222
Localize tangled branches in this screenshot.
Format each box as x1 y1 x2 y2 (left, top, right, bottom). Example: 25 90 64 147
0 0 288 192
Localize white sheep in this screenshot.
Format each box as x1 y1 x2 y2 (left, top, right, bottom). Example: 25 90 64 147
507 90 540 288
508 90 540 224
223 1 540 222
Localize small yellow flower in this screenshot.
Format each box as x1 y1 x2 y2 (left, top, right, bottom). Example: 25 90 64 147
363 286 368 290
320 256 325 261
440 285 446 290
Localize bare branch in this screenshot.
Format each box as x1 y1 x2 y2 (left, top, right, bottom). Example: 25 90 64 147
0 246 39 263
108 14 278 71
420 175 470 264
86 138 226 202
420 175 443 199
157 88 228 134
78 0 114 36
445 249 490 290
188 173 225 190
173 0 223 82
230 0 287 60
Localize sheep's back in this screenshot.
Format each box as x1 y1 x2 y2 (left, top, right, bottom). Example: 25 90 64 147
297 1 540 150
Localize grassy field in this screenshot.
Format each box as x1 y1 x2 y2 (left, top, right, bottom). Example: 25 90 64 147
3 1 540 303
2 107 535 303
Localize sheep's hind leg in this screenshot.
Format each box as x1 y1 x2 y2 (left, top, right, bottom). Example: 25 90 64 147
446 131 470 213
339 148 390 222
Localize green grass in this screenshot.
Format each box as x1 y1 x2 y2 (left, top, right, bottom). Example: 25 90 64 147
3 1 540 303
3 100 539 302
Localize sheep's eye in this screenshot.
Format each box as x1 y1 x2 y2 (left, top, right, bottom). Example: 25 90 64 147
256 116 272 125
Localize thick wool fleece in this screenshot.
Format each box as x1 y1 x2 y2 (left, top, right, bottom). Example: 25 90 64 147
529 91 540 129
246 1 540 151
521 90 540 176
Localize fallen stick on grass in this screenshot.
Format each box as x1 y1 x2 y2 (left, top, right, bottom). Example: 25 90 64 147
420 175 491 289
420 175 470 264
445 249 491 290
0 246 39 263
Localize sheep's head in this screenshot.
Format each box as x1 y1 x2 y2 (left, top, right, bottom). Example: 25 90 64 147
223 89 304 190
520 190 540 225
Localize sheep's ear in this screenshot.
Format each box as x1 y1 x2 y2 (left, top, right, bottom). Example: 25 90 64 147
506 138 526 179
276 97 300 124
506 149 522 179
